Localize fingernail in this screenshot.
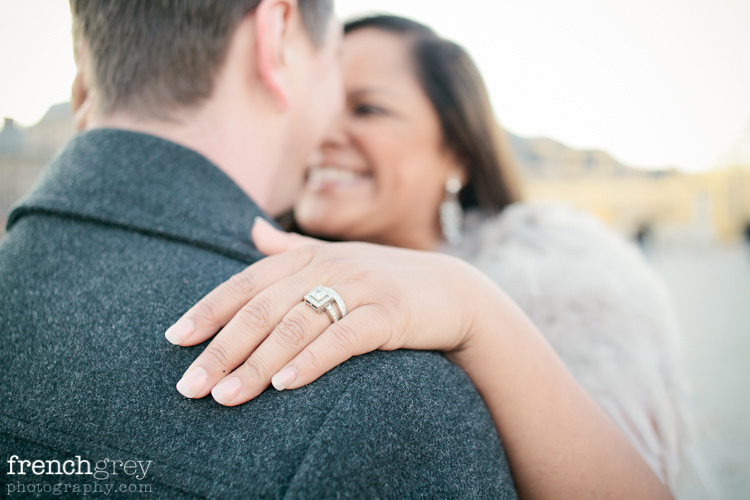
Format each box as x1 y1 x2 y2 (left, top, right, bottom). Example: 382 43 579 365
165 318 195 345
271 366 297 391
176 367 208 398
253 216 271 229
211 376 242 404
253 216 278 232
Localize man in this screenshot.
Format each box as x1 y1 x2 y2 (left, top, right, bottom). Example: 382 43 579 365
0 1 515 497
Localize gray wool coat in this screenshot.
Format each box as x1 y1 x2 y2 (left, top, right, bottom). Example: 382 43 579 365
0 129 516 499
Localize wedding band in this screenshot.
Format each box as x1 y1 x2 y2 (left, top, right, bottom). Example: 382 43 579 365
303 286 347 323
324 303 340 323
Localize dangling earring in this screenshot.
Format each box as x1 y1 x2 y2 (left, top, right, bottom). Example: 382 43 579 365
440 174 463 245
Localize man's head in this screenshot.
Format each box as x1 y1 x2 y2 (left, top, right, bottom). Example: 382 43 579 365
70 0 343 215
71 0 333 119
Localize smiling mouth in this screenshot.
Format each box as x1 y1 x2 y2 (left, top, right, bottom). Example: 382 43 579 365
306 166 371 190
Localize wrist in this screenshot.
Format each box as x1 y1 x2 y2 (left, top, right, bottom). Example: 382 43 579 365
445 269 513 366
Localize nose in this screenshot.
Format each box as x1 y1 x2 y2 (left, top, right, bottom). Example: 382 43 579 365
320 112 349 151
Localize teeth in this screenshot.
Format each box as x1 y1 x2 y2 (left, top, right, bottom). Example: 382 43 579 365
307 166 365 184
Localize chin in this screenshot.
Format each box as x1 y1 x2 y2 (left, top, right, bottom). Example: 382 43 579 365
295 210 359 242
298 221 352 241
295 208 343 237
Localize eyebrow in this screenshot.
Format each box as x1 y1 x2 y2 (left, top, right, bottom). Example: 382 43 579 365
348 87 399 98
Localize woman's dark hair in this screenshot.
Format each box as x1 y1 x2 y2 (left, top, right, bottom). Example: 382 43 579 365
345 14 522 211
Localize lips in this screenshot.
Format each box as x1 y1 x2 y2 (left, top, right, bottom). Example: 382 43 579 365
306 165 371 190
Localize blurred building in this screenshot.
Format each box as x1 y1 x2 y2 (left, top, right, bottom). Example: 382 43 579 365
0 104 76 238
514 133 750 246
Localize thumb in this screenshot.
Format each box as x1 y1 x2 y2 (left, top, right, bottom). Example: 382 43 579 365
252 217 322 255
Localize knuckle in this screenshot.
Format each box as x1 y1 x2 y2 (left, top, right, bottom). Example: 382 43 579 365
377 293 403 314
202 341 234 369
321 256 346 269
275 313 311 349
226 271 257 297
316 252 353 273
243 357 267 381
369 303 403 350
320 257 368 283
374 294 407 326
195 299 218 324
300 347 324 373
328 322 359 351
294 245 317 268
237 299 273 331
339 268 371 285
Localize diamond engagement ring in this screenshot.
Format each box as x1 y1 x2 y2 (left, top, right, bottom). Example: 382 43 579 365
303 286 347 323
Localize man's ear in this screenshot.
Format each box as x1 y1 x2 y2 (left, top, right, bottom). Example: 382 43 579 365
255 0 298 111
71 40 92 131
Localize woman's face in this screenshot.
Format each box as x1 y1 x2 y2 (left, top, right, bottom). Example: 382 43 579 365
293 28 462 250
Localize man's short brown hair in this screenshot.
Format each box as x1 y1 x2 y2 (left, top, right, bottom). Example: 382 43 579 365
70 0 333 120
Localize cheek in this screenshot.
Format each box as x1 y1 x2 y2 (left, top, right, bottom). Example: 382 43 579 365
354 123 415 189
366 133 444 208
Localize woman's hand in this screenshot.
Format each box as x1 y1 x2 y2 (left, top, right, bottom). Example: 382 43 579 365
166 217 493 406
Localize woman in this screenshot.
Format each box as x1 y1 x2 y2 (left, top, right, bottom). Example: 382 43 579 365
164 15 705 499
293 15 704 495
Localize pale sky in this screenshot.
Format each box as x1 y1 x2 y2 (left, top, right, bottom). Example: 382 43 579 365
1 0 748 172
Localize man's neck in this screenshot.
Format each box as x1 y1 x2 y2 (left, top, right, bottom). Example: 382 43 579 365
87 106 285 216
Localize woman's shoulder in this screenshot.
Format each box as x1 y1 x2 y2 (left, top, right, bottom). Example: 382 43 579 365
458 201 635 259
449 202 663 295
452 202 676 336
